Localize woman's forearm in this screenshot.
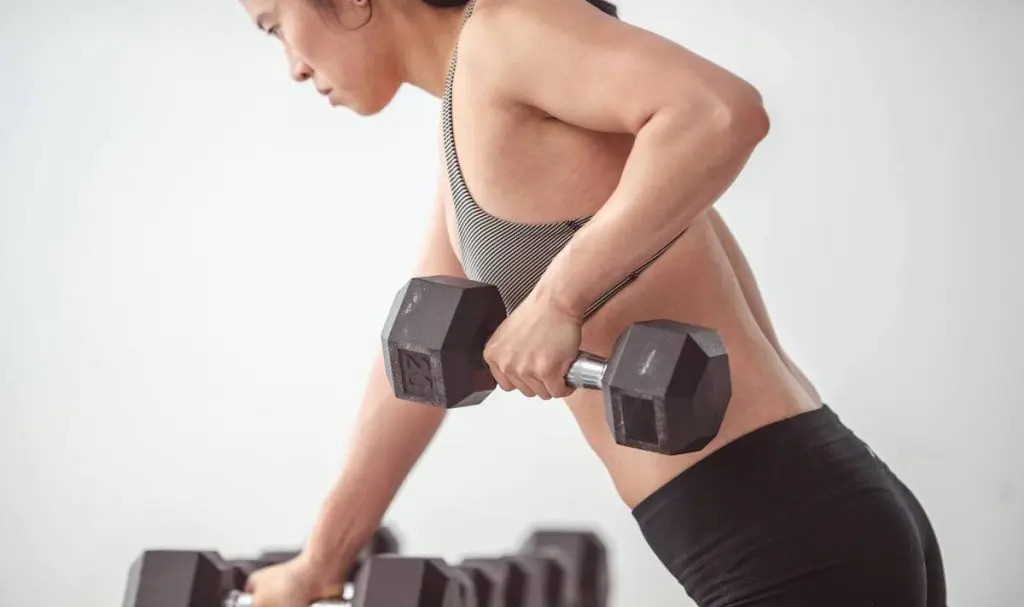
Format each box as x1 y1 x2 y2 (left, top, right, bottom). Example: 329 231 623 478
535 103 770 318
302 352 446 581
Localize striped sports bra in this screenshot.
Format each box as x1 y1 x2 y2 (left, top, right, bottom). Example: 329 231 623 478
441 0 678 317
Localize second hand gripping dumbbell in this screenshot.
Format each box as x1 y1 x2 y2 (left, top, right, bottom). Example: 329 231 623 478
122 527 402 607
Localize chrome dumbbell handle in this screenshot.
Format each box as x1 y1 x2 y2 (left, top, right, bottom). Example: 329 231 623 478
222 589 347 607
565 353 607 390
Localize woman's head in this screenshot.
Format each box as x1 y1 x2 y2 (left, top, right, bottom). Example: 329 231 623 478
240 0 469 115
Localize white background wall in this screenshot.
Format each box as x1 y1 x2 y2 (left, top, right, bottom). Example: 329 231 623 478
1 0 1021 605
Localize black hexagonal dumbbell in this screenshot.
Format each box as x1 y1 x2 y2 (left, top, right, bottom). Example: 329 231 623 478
459 550 569 607
122 554 471 607
457 556 536 607
518 530 608 607
382 275 732 454
122 527 411 607
344 555 472 607
449 561 511 607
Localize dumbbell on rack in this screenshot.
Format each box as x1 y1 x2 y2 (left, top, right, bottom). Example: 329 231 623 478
519 529 608 607
382 276 732 455
457 528 609 607
123 526 609 607
122 527 401 607
125 554 471 607
227 555 474 607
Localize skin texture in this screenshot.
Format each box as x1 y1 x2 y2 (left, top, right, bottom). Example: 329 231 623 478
236 0 822 604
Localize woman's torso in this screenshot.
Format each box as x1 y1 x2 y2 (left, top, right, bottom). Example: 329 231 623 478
439 8 821 507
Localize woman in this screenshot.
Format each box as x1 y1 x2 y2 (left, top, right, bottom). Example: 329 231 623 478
236 0 946 605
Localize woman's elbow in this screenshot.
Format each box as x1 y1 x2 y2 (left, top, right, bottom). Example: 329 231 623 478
706 85 770 151
650 79 770 156
672 78 770 152
734 93 771 146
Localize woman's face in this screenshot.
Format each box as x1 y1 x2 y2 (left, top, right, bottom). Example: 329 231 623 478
240 0 402 115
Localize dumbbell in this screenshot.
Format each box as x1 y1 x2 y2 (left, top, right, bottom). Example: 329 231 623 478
230 555 473 607
518 530 608 607
450 561 513 607
123 553 470 607
122 528 402 607
455 530 607 607
381 275 732 455
457 557 534 607
459 552 568 607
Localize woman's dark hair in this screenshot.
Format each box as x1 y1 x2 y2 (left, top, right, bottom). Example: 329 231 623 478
309 0 617 25
310 0 617 15
586 0 618 17
422 0 617 13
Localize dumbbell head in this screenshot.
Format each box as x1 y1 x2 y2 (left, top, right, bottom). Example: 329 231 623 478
445 565 485 607
602 319 731 454
519 530 608 607
459 557 530 607
507 554 568 607
122 550 242 607
461 553 566 607
453 565 497 607
382 276 506 408
352 555 469 607
216 557 252 595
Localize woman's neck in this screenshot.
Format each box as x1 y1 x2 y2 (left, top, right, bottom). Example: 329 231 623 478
394 4 468 97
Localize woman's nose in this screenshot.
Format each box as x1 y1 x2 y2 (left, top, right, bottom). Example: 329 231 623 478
284 46 312 82
290 58 313 83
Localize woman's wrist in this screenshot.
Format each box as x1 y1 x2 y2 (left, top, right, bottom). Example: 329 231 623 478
285 549 341 600
300 509 370 588
531 269 588 323
297 541 350 591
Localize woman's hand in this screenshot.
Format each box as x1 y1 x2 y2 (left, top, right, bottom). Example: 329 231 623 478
483 291 583 400
245 553 342 607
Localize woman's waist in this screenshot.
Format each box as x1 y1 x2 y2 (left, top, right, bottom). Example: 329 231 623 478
584 382 819 507
578 218 767 361
574 325 819 504
565 217 819 503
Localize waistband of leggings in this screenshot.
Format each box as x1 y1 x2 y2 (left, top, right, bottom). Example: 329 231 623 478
631 404 852 525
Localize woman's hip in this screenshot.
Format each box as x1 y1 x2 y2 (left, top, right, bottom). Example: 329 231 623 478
630 404 945 607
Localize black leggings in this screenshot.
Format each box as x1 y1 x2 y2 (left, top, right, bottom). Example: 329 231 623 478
632 405 946 607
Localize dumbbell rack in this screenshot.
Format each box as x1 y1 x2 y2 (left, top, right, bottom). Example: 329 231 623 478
122 526 609 607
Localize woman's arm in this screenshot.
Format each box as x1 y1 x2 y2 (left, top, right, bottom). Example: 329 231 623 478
300 167 465 584
464 0 770 318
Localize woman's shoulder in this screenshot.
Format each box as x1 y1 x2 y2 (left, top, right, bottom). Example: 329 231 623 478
456 0 764 137
454 0 627 104
455 0 616 74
